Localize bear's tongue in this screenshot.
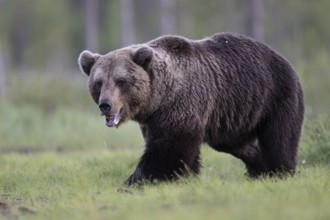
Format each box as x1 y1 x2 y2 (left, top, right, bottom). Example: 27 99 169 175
105 113 120 127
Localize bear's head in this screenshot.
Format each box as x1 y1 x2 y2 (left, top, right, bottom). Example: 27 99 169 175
78 46 154 127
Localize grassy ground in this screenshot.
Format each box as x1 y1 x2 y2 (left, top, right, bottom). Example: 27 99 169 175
0 149 329 220
0 73 329 219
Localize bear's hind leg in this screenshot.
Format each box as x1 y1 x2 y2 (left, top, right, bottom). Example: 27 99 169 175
258 110 303 177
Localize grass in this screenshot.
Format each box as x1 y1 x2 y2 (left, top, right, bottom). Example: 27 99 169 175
0 149 329 220
0 101 144 152
0 72 330 219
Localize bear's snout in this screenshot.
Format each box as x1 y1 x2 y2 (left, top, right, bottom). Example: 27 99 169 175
99 100 112 115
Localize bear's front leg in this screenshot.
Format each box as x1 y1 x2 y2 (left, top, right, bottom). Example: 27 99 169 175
125 165 144 187
125 129 203 187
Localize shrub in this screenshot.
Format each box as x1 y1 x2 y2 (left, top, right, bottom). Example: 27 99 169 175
299 116 330 166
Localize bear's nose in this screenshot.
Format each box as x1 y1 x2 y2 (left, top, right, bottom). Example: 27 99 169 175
99 100 112 115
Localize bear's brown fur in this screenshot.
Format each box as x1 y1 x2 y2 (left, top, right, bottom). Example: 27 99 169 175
78 32 304 186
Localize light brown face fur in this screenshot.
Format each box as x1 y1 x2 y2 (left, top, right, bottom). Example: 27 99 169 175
78 48 152 127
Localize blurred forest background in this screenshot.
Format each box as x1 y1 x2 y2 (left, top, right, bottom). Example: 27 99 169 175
1 0 330 112
0 0 329 153
0 2 330 218
0 0 330 220
0 0 330 115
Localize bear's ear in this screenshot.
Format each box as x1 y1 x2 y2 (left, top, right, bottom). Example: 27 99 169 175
132 46 153 71
78 50 98 76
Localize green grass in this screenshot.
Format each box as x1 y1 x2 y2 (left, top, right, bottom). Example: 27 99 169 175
0 72 330 219
0 149 329 220
0 101 144 152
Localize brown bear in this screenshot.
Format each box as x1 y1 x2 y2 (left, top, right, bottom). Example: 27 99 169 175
78 32 304 186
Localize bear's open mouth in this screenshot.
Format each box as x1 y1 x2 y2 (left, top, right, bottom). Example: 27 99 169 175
104 110 122 127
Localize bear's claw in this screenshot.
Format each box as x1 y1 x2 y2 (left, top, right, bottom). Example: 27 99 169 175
124 167 144 187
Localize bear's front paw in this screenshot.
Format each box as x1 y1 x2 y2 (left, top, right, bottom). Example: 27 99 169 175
124 167 144 187
124 173 141 187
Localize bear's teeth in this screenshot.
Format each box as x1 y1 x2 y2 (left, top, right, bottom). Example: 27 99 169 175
104 114 121 127
113 113 121 125
105 116 114 127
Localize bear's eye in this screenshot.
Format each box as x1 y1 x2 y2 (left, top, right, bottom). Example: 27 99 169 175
115 79 127 87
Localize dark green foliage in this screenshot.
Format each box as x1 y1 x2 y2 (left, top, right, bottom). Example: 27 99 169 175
1 0 330 70
5 72 93 113
300 116 330 166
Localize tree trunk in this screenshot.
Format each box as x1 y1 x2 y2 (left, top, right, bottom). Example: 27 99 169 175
177 0 193 37
85 0 99 51
250 0 263 41
120 0 135 46
0 46 5 97
160 0 176 35
11 0 30 69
